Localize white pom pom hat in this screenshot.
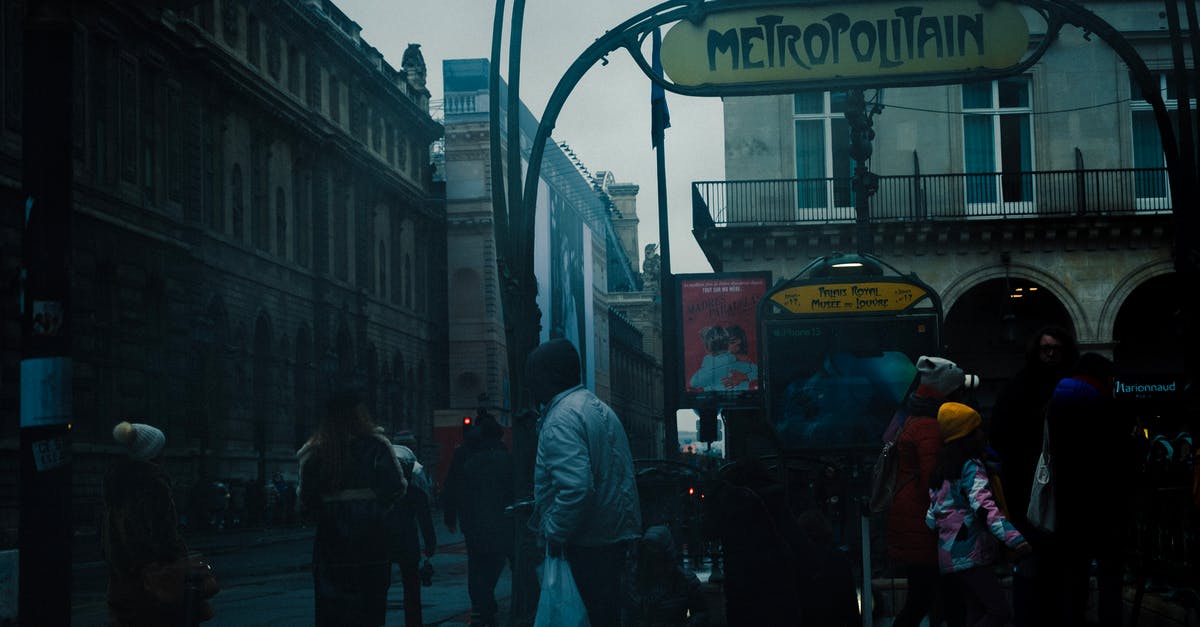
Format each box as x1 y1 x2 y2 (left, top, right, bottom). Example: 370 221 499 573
112 421 166 460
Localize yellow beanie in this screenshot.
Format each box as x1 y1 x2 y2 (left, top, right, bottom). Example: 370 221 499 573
937 402 982 443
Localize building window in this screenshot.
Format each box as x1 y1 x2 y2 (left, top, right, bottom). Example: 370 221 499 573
288 46 300 95
793 91 852 213
293 168 310 267
306 57 320 108
202 105 222 229
5 2 23 132
231 163 244 239
140 65 159 202
221 0 238 46
276 186 288 255
962 76 1033 209
1131 71 1189 208
334 189 348 280
166 84 182 202
198 1 214 32
247 14 260 67
267 31 281 79
377 241 387 298
329 75 340 123
119 55 138 183
90 36 116 184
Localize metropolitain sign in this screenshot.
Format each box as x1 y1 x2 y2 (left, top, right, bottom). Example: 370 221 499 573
660 0 1030 87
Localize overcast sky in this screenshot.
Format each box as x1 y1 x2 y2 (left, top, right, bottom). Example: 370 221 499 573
336 0 722 274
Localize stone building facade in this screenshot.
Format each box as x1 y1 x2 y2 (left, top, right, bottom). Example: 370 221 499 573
440 58 662 469
0 0 446 539
693 1 1184 407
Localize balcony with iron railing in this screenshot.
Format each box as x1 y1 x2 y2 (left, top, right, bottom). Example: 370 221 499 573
693 168 1173 227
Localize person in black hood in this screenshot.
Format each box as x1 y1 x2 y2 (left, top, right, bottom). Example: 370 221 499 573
988 325 1077 627
525 337 583 405
526 338 642 627
443 409 513 627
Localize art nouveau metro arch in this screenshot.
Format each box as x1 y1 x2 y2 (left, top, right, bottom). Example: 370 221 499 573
490 0 1190 410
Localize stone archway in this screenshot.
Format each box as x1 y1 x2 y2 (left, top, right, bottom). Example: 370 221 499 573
943 273 1075 413
1112 271 1185 375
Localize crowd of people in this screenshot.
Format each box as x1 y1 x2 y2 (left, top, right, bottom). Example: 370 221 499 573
878 326 1146 627
96 328 1181 626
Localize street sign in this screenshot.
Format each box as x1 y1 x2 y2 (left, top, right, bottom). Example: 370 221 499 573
770 281 928 314
660 0 1029 88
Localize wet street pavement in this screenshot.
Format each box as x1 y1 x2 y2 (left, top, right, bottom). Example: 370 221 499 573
71 511 511 626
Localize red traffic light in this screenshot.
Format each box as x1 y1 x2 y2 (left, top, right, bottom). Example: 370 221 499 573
463 416 472 426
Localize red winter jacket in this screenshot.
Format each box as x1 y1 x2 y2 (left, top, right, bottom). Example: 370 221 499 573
885 412 942 566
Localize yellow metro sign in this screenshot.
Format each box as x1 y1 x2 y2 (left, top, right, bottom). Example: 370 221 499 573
770 282 928 314
660 0 1030 87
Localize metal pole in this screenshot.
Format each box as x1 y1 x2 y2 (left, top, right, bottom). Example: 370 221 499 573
18 0 73 623
656 123 680 460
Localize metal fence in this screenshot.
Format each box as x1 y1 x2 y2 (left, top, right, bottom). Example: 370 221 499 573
693 168 1172 227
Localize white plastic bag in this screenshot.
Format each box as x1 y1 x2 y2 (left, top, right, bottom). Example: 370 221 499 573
533 553 589 627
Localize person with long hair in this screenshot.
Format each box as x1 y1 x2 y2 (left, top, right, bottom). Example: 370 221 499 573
989 325 1077 625
927 402 1031 627
298 389 407 626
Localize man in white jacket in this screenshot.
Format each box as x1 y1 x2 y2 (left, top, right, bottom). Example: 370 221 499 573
526 339 642 627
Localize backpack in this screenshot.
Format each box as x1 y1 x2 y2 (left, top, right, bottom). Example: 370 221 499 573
868 419 914 514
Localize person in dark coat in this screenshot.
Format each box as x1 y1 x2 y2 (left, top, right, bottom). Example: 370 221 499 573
705 458 805 626
388 444 437 627
630 524 710 627
298 390 407 626
795 509 860 627
1045 353 1131 627
988 325 1077 626
886 356 976 627
102 421 214 626
443 409 514 627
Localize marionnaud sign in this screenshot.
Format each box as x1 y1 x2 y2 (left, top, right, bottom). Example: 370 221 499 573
660 0 1030 87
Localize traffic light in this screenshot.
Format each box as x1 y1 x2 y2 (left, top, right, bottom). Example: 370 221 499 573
697 406 719 443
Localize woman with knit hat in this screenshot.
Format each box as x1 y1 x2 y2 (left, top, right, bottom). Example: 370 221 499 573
102 420 215 625
927 403 1032 627
885 356 977 627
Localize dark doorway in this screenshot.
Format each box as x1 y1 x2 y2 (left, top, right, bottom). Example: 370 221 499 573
944 277 1073 413
1113 273 1183 375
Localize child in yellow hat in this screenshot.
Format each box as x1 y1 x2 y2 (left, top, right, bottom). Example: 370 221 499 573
927 402 1031 627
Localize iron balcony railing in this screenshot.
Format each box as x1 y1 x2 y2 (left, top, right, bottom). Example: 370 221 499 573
693 168 1172 227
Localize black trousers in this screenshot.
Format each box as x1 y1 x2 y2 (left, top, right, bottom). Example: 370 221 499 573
393 557 423 627
564 542 631 627
467 549 510 624
893 564 965 627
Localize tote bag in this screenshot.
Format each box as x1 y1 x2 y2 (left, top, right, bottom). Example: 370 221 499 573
1026 418 1056 533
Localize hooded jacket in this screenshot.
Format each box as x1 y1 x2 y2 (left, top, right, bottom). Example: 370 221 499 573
926 457 1026 573
885 394 943 565
443 417 514 554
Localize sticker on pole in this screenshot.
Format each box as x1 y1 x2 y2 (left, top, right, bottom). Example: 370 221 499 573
20 357 73 427
32 436 69 472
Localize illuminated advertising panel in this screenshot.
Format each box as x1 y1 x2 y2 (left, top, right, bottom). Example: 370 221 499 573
678 272 771 408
